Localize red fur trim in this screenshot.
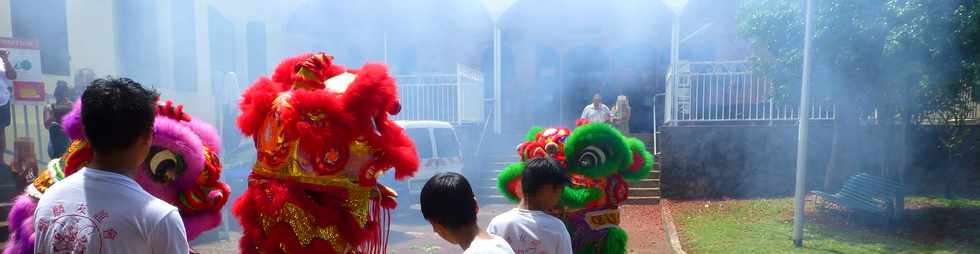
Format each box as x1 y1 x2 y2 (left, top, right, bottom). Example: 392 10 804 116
628 151 643 172
281 89 353 175
507 178 523 200
271 53 315 84
233 177 384 253
63 141 92 176
237 77 285 137
338 63 420 181
342 63 399 126
377 121 420 180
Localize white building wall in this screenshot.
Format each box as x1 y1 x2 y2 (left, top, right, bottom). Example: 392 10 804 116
0 0 293 161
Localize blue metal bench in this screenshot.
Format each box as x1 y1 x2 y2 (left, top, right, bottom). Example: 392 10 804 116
811 173 902 215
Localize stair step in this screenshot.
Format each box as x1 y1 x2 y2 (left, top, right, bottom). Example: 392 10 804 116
489 162 516 168
478 195 513 205
629 187 661 197
0 220 8 242
631 179 661 189
0 202 12 220
625 196 661 205
648 170 661 179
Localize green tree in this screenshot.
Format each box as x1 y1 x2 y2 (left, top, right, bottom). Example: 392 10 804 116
737 0 980 198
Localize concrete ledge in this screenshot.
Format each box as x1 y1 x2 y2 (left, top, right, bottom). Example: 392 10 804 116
661 199 686 254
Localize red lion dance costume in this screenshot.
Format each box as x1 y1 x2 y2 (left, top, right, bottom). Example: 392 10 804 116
233 52 420 254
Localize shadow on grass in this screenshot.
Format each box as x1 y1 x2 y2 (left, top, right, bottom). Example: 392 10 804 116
808 205 980 253
672 197 980 253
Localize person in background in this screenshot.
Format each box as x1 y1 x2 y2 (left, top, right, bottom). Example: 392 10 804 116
34 77 190 253
73 68 96 100
44 81 73 158
0 49 18 167
611 95 631 134
487 157 573 254
580 93 611 124
420 172 514 254
10 137 37 191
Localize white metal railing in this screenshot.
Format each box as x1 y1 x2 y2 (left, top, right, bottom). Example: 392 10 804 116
665 60 836 123
7 102 51 166
394 64 484 125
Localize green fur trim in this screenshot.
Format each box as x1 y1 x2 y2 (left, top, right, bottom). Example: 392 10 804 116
621 138 655 181
565 123 631 178
524 126 545 142
560 186 603 209
497 162 526 203
601 227 629 254
49 158 65 180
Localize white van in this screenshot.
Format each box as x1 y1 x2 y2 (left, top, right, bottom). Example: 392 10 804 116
387 120 464 196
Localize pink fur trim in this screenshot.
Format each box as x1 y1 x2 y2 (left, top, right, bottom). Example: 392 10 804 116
4 194 38 254
182 211 222 241
186 119 222 153
61 99 84 141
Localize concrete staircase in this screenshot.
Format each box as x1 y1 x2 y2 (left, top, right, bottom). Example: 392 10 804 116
472 155 520 205
1 194 16 245
626 133 661 205
470 132 662 205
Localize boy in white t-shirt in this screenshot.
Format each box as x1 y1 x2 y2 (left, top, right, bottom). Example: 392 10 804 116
488 157 574 254
33 77 190 254
420 172 514 254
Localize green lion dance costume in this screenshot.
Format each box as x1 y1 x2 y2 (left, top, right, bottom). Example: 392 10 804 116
497 122 654 254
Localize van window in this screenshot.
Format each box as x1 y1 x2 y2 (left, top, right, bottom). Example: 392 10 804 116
433 128 460 157
405 128 433 158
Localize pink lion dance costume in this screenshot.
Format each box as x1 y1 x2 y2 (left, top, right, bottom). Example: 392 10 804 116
4 100 231 254
232 52 419 254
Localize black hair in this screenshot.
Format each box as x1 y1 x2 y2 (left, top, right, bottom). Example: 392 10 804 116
81 77 158 154
420 172 478 230
521 157 570 197
54 81 70 101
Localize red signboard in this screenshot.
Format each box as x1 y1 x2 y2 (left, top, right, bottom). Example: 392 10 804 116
0 37 39 50
13 81 46 102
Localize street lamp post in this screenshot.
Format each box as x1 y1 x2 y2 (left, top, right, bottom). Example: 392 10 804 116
480 0 516 134
793 0 814 248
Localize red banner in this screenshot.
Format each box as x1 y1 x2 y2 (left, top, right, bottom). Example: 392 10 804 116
13 81 45 102
0 37 39 50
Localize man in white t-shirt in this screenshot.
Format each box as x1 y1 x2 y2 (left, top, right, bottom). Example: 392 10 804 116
488 157 573 254
33 77 189 254
420 172 514 254
0 49 17 167
580 94 611 124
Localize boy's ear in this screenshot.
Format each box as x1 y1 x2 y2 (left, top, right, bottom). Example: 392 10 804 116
472 197 480 214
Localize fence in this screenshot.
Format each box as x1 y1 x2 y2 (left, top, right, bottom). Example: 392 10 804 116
665 60 836 124
6 102 50 165
394 64 484 125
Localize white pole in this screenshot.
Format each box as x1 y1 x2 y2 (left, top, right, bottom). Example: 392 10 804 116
793 0 814 248
666 12 680 125
493 26 502 134
384 31 389 65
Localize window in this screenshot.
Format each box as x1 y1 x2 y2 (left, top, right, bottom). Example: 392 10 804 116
246 22 267 85
11 0 70 75
405 128 433 158
433 128 460 157
209 7 237 94
116 0 161 86
172 0 198 90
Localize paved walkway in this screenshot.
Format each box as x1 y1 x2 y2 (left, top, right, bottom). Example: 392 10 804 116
192 203 668 253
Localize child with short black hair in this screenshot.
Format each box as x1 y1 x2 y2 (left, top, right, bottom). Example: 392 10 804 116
33 77 190 253
488 157 573 254
420 172 513 254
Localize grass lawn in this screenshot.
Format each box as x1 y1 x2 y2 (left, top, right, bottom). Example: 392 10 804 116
671 197 980 254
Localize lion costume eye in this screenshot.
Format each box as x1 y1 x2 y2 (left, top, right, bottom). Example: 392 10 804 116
146 147 186 184
578 145 607 168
